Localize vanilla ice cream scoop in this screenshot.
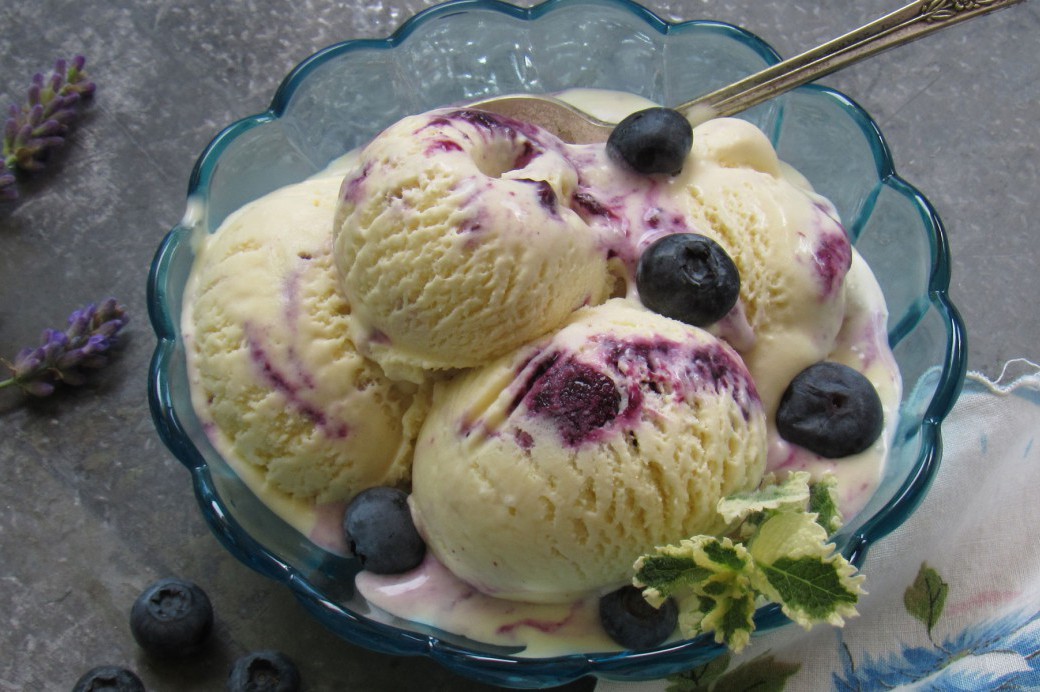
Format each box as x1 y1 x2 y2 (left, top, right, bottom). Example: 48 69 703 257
410 299 767 603
183 177 429 514
333 109 615 383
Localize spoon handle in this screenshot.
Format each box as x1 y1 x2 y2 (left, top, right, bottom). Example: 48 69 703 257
684 0 1025 121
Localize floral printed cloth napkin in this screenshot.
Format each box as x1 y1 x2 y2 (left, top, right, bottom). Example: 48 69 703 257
597 360 1040 691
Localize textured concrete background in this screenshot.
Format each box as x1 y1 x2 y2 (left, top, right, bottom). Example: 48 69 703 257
1 1 1037 690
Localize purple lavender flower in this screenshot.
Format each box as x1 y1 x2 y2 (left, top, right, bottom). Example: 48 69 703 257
0 298 129 397
1 55 95 200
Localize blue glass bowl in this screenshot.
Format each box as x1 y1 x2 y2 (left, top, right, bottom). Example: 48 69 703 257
147 0 967 687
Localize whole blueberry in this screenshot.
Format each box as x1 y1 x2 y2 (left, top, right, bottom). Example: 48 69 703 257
343 487 426 574
599 585 678 650
72 666 145 692
637 233 740 327
227 650 301 692
607 107 690 175
607 107 693 175
129 577 213 658
776 361 884 458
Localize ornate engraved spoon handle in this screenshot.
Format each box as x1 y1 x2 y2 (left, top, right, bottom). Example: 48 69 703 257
685 0 1026 120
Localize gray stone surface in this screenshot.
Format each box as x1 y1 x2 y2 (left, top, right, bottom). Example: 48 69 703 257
0 1 1036 689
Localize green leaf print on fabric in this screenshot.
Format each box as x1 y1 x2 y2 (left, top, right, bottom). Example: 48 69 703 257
666 653 800 691
904 562 949 640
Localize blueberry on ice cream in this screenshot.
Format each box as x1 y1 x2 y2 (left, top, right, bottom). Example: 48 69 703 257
636 232 741 327
607 107 693 175
776 361 884 458
343 486 426 574
599 585 679 650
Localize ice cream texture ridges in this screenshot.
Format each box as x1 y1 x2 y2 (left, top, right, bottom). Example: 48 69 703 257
181 89 901 652
333 109 613 383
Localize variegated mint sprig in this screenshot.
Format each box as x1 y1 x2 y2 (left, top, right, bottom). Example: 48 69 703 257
1 56 96 200
633 472 863 652
0 299 129 396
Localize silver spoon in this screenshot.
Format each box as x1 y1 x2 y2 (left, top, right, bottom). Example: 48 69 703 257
469 0 1025 143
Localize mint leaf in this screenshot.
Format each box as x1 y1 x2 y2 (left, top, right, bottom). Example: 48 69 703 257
809 474 843 534
759 556 859 620
702 540 747 571
701 580 728 597
635 537 759 650
717 471 811 525
700 588 756 651
632 473 864 654
634 552 712 600
748 512 864 628
904 562 948 638
746 508 827 561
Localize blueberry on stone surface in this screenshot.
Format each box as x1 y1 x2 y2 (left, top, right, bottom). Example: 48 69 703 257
776 361 884 458
129 577 213 658
343 486 426 574
607 107 693 175
72 665 145 692
227 650 301 692
637 233 740 327
599 585 678 650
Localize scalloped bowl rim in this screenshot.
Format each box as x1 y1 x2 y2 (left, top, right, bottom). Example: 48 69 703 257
147 0 968 686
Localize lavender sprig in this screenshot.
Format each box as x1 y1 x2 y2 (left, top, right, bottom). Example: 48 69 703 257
0 299 129 397
1 55 96 200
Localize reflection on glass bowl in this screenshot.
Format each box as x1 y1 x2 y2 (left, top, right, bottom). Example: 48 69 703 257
147 0 967 687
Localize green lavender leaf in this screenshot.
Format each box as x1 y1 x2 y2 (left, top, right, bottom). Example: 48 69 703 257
904 562 948 638
809 474 843 534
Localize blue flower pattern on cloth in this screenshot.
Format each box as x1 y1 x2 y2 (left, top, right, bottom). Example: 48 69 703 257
835 570 1040 690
